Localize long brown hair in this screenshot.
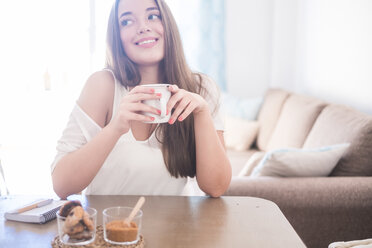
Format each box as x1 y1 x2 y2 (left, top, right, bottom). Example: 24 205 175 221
106 0 211 178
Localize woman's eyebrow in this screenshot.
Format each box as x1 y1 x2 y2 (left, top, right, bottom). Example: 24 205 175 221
119 7 159 19
119 11 132 18
146 7 159 12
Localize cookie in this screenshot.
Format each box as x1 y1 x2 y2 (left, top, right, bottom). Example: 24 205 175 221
69 230 93 240
64 222 85 235
59 200 82 217
65 206 85 228
82 211 94 231
60 201 95 240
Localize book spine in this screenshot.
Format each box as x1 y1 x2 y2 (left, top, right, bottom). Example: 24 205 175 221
40 206 62 224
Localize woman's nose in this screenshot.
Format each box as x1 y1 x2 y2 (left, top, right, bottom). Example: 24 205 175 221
137 24 151 35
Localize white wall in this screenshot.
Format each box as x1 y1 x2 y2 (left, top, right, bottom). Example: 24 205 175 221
225 0 273 98
226 0 372 114
269 0 298 88
293 0 372 114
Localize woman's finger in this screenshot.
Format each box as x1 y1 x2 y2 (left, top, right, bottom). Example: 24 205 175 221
177 102 197 122
127 102 161 116
129 85 155 95
168 84 179 93
169 98 191 124
127 112 155 122
125 92 162 102
166 90 184 114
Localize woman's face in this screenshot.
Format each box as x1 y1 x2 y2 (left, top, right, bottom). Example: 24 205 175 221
118 0 165 67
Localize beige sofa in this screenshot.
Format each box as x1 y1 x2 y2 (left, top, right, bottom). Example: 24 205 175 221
224 89 372 248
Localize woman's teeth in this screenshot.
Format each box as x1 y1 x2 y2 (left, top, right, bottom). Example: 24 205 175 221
137 39 156 45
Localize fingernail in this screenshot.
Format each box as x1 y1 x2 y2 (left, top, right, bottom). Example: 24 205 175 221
151 117 155 121
168 118 173 124
166 109 169 115
157 109 161 115
178 116 183 121
156 93 162 97
150 88 155 93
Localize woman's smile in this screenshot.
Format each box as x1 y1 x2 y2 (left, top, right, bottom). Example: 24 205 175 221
135 37 159 48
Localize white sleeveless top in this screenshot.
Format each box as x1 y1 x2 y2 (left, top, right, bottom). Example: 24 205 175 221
51 69 224 195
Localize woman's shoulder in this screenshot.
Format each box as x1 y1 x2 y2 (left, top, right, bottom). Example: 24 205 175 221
77 70 116 127
85 70 116 90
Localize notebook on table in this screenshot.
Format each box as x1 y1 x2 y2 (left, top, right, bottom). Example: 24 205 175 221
4 199 67 224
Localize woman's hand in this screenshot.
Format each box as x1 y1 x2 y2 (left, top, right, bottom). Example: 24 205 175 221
167 84 209 124
108 86 161 135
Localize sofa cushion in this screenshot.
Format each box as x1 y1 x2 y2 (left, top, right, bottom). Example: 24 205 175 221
224 117 259 151
251 143 350 177
266 94 327 150
256 89 290 151
303 104 372 176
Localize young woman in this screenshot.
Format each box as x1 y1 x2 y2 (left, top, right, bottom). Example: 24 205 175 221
51 0 231 199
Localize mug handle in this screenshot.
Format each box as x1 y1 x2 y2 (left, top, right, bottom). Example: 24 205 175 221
159 97 167 117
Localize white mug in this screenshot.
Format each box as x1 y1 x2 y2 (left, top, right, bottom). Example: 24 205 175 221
142 84 171 123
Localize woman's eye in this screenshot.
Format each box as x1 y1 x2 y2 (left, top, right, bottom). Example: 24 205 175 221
148 14 161 20
121 19 133 26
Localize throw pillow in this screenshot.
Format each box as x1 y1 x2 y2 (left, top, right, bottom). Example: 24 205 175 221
251 143 350 177
224 117 259 151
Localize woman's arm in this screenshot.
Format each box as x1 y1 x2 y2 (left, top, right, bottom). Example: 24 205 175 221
193 110 231 197
52 71 161 199
52 71 120 199
167 84 232 197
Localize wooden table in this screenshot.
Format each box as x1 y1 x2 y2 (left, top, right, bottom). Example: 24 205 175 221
0 195 306 247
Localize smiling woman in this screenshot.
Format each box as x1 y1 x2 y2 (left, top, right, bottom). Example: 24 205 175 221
0 0 227 196
50 0 231 199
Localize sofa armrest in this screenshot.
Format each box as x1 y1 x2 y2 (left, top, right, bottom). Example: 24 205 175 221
225 176 372 208
224 177 372 248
